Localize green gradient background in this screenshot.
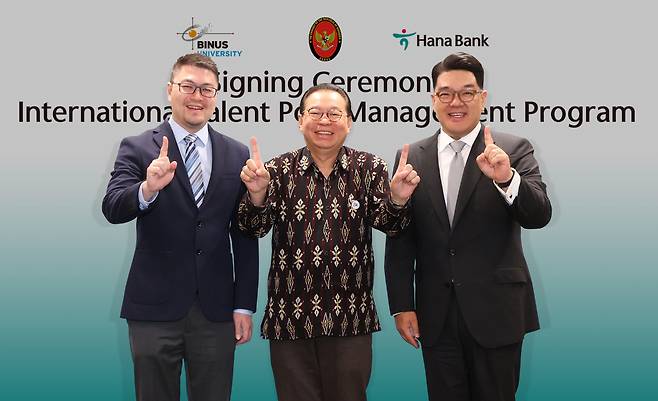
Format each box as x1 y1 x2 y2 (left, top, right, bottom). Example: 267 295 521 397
2 0 657 400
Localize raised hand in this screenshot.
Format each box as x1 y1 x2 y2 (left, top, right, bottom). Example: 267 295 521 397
476 126 513 184
143 136 177 200
240 137 271 206
395 311 420 349
390 144 420 206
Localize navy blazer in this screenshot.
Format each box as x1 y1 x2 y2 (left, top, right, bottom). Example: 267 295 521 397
385 127 551 348
103 122 258 322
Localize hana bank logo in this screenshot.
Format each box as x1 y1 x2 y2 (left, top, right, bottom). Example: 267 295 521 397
392 26 490 50
393 28 417 50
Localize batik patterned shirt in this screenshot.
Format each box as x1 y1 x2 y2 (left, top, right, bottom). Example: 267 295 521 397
238 146 410 340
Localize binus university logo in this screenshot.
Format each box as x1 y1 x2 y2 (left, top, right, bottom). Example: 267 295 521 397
393 28 417 50
392 26 489 50
177 17 243 58
309 17 342 61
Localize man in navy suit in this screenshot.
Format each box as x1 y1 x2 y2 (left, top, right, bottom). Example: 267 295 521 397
385 52 551 401
102 53 258 401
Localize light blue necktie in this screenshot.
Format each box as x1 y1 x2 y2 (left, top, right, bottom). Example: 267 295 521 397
447 140 466 226
184 134 205 208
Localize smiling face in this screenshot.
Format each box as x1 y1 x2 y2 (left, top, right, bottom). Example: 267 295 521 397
432 69 487 139
298 89 352 156
167 64 218 133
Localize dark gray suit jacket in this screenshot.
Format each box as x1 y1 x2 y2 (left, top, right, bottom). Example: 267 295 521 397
385 126 551 348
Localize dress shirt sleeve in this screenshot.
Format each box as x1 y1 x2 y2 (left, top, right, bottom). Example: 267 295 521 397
493 168 520 205
137 181 159 210
237 160 278 238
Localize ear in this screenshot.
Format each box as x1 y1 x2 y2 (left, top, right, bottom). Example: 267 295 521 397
431 93 441 113
346 116 353 132
166 82 173 103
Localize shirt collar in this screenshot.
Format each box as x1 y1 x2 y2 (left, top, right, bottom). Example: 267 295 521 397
168 117 210 148
298 147 349 175
438 122 481 153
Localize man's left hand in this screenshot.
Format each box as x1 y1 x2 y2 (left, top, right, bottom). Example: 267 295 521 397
476 126 513 184
233 313 253 345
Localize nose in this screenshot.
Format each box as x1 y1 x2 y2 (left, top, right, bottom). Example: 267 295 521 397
449 94 465 106
190 87 204 99
318 113 332 123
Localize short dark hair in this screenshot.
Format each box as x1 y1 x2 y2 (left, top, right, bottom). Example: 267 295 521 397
431 52 484 89
298 83 354 119
170 53 219 87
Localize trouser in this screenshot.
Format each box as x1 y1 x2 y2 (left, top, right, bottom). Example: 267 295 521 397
127 301 236 401
269 334 372 401
421 294 523 401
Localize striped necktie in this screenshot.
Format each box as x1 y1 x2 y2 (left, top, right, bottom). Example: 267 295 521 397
183 134 205 207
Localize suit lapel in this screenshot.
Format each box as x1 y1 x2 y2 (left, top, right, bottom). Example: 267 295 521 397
452 126 485 228
419 131 451 229
152 122 196 206
202 126 224 206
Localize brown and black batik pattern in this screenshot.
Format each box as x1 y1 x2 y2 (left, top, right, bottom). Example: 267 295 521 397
239 147 410 340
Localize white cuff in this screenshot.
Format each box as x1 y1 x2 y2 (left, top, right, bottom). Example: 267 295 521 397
493 168 520 205
138 182 159 210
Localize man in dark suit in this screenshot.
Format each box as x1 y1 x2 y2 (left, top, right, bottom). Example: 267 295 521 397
384 52 551 401
102 53 258 401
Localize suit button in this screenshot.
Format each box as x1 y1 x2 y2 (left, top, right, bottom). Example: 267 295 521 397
446 279 461 288
449 249 456 256
197 221 204 229
196 249 203 255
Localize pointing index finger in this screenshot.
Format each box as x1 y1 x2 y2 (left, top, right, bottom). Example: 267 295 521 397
483 126 494 146
250 136 261 164
398 144 409 170
159 136 169 158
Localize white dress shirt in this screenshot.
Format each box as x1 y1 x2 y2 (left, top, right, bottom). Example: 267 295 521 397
438 123 520 206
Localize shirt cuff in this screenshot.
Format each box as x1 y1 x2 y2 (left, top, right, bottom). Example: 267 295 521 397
249 191 269 209
138 182 158 210
386 198 410 213
233 309 254 316
493 168 520 205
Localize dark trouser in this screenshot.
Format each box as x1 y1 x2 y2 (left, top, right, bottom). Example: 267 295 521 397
127 302 236 401
421 295 523 401
269 334 372 401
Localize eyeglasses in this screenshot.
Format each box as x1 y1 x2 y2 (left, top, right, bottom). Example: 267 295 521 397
170 82 218 98
304 109 344 122
435 89 483 104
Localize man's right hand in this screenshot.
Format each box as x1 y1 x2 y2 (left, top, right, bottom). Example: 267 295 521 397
395 311 420 349
240 137 271 207
143 136 177 201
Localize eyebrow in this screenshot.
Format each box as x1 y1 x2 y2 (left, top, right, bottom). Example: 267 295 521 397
437 84 477 91
307 107 344 112
179 79 216 87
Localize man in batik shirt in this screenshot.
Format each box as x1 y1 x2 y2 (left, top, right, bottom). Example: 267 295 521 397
238 83 420 401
